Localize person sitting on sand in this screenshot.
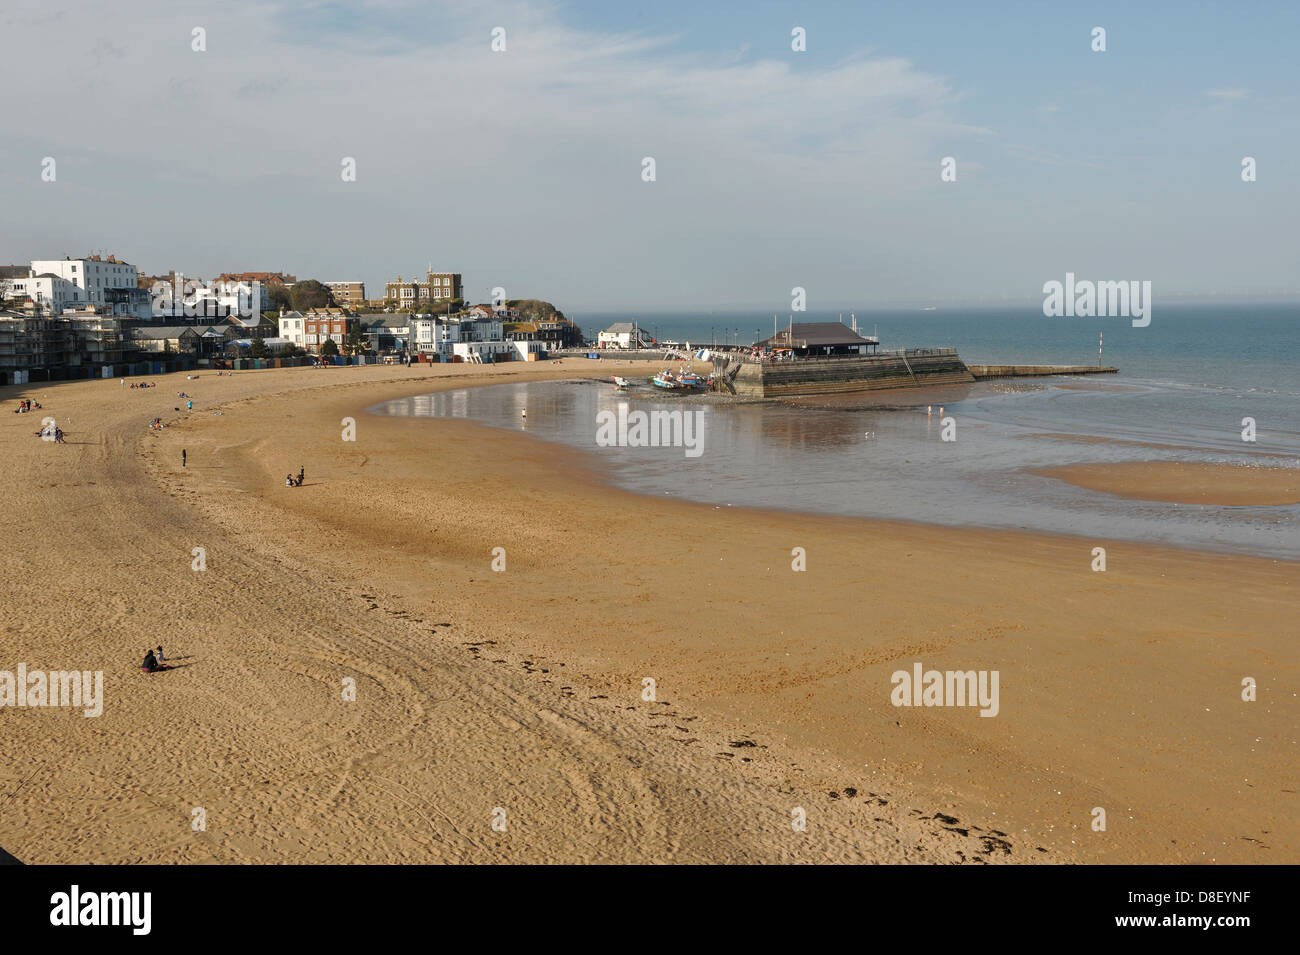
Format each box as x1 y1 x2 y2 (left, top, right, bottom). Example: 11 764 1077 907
297 466 304 486
286 474 294 487
141 649 168 673
155 645 165 663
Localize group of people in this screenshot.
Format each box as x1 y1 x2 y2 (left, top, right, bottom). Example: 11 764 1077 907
35 424 65 442
12 399 42 413
141 646 170 673
123 380 156 389
148 417 166 431
285 466 305 487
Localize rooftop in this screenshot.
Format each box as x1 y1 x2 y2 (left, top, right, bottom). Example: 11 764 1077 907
761 322 880 348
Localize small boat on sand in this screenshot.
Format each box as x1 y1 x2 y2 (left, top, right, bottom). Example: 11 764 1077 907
612 375 631 389
651 370 692 391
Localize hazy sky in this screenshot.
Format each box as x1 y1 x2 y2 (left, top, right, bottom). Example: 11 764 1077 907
2 0 1297 310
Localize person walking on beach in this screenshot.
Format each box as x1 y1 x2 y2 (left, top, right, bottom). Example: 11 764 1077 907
182 449 187 468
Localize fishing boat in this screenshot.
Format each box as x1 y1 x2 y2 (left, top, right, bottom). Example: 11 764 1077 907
650 370 692 391
678 371 711 390
611 375 631 389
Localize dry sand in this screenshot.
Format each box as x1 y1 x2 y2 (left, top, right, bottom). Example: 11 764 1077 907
1 362 1295 864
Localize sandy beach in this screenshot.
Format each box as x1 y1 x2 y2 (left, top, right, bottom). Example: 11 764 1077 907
1 361 1295 864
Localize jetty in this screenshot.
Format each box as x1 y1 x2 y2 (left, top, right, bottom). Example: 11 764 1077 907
968 364 1117 379
713 349 974 397
567 322 1118 398
705 322 971 397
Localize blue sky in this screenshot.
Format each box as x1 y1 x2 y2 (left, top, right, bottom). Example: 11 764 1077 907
1 0 1296 310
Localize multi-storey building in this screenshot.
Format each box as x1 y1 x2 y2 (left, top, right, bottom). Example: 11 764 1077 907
31 255 147 316
362 316 410 354
277 311 307 349
4 273 86 314
456 316 503 342
302 308 358 352
408 315 460 357
325 281 366 307
505 316 585 350
385 270 463 308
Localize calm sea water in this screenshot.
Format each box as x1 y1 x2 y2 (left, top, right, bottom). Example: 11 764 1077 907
372 305 1300 559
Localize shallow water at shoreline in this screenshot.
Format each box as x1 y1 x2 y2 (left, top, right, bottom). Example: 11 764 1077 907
371 373 1300 560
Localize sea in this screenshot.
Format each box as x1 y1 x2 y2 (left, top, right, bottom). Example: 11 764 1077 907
371 304 1300 559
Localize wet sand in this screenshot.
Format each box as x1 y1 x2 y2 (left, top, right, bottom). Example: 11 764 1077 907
1035 461 1300 506
1 361 1295 864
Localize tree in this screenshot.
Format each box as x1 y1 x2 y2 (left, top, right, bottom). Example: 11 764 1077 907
264 283 292 311
342 324 370 356
319 338 339 357
249 337 268 359
290 280 336 311
507 299 566 322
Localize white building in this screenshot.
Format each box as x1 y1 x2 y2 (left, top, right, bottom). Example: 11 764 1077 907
277 310 308 348
455 316 503 342
5 273 86 314
452 341 515 362
409 316 460 357
31 256 141 312
598 322 649 349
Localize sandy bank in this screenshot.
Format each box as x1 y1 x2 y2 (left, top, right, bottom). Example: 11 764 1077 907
1034 461 1300 506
